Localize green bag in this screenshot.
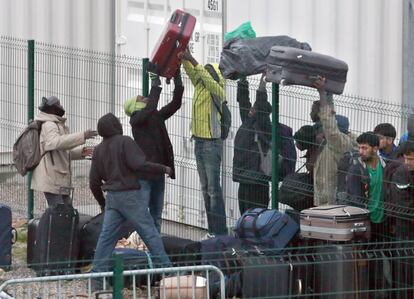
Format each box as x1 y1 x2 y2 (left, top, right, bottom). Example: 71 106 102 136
224 21 256 42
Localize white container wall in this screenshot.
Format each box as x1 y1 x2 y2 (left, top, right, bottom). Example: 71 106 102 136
1 0 405 101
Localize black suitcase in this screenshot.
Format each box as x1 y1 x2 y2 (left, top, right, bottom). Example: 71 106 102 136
0 205 13 270
27 218 39 265
161 236 201 266
241 255 290 298
32 204 80 275
266 46 348 94
28 215 89 267
315 245 370 299
289 247 317 298
78 212 136 265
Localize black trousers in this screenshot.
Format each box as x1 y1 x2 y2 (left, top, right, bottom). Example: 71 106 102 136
238 182 270 215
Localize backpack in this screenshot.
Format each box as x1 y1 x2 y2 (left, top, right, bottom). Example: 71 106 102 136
255 132 272 176
205 64 232 140
279 172 314 211
337 149 360 194
212 96 231 140
13 121 43 176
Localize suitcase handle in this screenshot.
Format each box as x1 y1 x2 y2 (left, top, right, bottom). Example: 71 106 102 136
307 205 346 211
11 227 18 244
170 11 182 25
351 222 367 235
238 208 267 238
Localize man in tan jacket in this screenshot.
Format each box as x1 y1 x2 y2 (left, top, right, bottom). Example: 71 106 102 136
31 96 97 207
311 78 358 205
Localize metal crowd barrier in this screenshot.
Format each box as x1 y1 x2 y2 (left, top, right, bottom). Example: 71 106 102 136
0 265 225 299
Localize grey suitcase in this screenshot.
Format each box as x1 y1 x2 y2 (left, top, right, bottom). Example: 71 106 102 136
219 36 312 79
300 205 370 242
266 46 348 94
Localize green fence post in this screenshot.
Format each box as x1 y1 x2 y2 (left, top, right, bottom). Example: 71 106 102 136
27 40 35 220
142 58 149 97
112 253 124 299
271 83 280 210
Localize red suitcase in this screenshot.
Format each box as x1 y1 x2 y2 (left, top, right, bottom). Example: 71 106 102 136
148 9 196 79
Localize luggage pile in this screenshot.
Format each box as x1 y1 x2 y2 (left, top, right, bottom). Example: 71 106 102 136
219 28 349 94
27 205 139 276
159 205 374 298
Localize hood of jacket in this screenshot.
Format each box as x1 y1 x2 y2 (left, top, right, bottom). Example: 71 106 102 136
35 111 67 123
97 113 123 138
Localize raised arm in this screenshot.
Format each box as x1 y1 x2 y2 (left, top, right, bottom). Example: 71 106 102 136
159 71 184 120
314 77 354 159
237 78 251 123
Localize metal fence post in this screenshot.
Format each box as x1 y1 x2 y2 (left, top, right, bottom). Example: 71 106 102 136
271 83 280 210
142 58 149 97
112 253 124 299
27 40 35 220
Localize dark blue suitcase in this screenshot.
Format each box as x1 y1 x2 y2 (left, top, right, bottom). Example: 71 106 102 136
234 208 299 250
0 205 13 270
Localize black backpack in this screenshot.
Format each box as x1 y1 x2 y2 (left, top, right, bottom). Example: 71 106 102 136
279 172 314 211
205 64 231 140
337 149 360 194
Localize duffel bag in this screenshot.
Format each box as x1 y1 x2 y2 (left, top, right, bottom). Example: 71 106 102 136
234 208 299 250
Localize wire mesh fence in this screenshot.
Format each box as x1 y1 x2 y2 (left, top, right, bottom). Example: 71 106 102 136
3 240 414 298
1 36 414 243
0 264 225 299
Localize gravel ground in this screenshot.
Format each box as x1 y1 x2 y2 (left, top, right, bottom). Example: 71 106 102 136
0 220 158 298
0 168 206 298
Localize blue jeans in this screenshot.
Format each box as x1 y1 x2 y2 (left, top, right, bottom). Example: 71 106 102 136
92 190 171 276
137 176 165 233
194 138 227 235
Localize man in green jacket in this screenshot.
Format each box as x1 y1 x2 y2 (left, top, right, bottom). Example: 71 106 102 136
179 48 227 236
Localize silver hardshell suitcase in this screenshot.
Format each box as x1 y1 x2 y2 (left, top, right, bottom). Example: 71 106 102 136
266 46 348 94
300 205 371 242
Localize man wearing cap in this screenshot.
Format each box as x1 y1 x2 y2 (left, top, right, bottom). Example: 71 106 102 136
124 71 184 233
31 96 98 207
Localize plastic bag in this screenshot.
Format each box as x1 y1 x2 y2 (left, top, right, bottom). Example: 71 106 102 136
224 21 256 41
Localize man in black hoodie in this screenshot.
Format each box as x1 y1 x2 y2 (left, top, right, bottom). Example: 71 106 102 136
89 113 172 288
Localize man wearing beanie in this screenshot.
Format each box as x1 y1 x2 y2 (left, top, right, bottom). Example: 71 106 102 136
89 113 172 291
311 78 357 205
31 96 97 207
125 71 183 233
